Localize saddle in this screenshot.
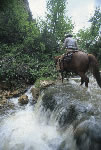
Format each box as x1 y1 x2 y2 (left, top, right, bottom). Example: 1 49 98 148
63 53 73 62
56 50 78 71
63 50 78 63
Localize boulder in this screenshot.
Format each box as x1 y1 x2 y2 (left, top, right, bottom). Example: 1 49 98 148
18 94 29 105
31 87 40 101
0 99 14 110
74 119 101 150
30 80 54 102
39 80 54 88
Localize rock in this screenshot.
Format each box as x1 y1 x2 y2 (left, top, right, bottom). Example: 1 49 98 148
42 89 57 111
10 90 20 97
8 89 26 98
1 99 7 105
31 87 40 101
58 104 78 128
74 119 101 150
0 104 3 109
18 94 29 105
39 80 54 89
0 99 14 110
30 80 54 102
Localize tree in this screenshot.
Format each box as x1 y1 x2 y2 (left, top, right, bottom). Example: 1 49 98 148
86 7 101 60
0 0 41 84
77 28 92 52
89 7 101 37
46 0 73 40
40 0 73 54
0 0 38 45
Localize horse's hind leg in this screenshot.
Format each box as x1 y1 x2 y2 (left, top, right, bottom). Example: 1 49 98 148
79 72 89 87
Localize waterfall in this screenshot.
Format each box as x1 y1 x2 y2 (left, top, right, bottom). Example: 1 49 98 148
0 76 101 150
0 86 76 150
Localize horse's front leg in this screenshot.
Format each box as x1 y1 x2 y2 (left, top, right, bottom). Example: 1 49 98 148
85 77 89 87
58 72 62 80
80 78 85 85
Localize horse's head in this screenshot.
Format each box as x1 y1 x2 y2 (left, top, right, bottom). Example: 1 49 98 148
54 55 66 83
54 55 62 72
54 55 61 65
54 55 66 72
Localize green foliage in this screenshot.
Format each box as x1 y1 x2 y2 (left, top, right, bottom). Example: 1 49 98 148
46 0 73 39
0 0 42 86
89 7 101 37
0 0 74 87
0 0 38 45
34 77 55 88
77 28 94 51
32 0 74 67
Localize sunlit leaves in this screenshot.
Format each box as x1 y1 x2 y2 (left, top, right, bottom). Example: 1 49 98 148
46 0 73 40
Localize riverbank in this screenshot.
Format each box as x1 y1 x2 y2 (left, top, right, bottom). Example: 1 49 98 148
0 76 101 150
0 78 55 109
0 80 31 109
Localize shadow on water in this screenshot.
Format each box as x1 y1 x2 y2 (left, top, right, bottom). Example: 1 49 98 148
0 75 101 150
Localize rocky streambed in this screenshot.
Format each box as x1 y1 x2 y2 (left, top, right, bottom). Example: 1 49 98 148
0 77 101 150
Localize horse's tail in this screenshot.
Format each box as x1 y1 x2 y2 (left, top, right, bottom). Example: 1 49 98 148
88 54 101 88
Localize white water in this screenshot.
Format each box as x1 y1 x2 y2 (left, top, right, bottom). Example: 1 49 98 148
0 87 76 150
0 108 61 150
0 76 101 150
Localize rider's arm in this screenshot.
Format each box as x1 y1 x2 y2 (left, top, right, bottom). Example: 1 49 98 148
63 38 68 49
75 40 78 50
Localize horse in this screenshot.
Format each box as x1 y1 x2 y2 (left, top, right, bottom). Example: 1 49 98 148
54 51 101 88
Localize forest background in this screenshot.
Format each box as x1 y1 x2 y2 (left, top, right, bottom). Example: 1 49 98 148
0 0 101 88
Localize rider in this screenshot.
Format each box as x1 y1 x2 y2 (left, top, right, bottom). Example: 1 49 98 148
56 34 78 72
62 34 78 52
56 34 78 71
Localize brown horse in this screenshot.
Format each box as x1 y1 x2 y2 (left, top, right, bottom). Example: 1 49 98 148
54 51 101 88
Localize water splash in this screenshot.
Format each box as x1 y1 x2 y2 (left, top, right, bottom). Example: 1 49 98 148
0 76 101 150
0 87 76 150
0 106 64 150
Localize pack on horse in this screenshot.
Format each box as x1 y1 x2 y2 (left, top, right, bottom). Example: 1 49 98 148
54 51 101 88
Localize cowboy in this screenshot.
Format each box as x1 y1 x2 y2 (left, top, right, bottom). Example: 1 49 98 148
60 34 78 63
56 34 78 73
63 34 78 52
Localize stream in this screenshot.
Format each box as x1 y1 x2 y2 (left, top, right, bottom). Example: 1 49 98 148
0 76 101 150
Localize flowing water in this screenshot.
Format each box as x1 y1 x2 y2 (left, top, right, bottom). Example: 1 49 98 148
0 76 101 150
